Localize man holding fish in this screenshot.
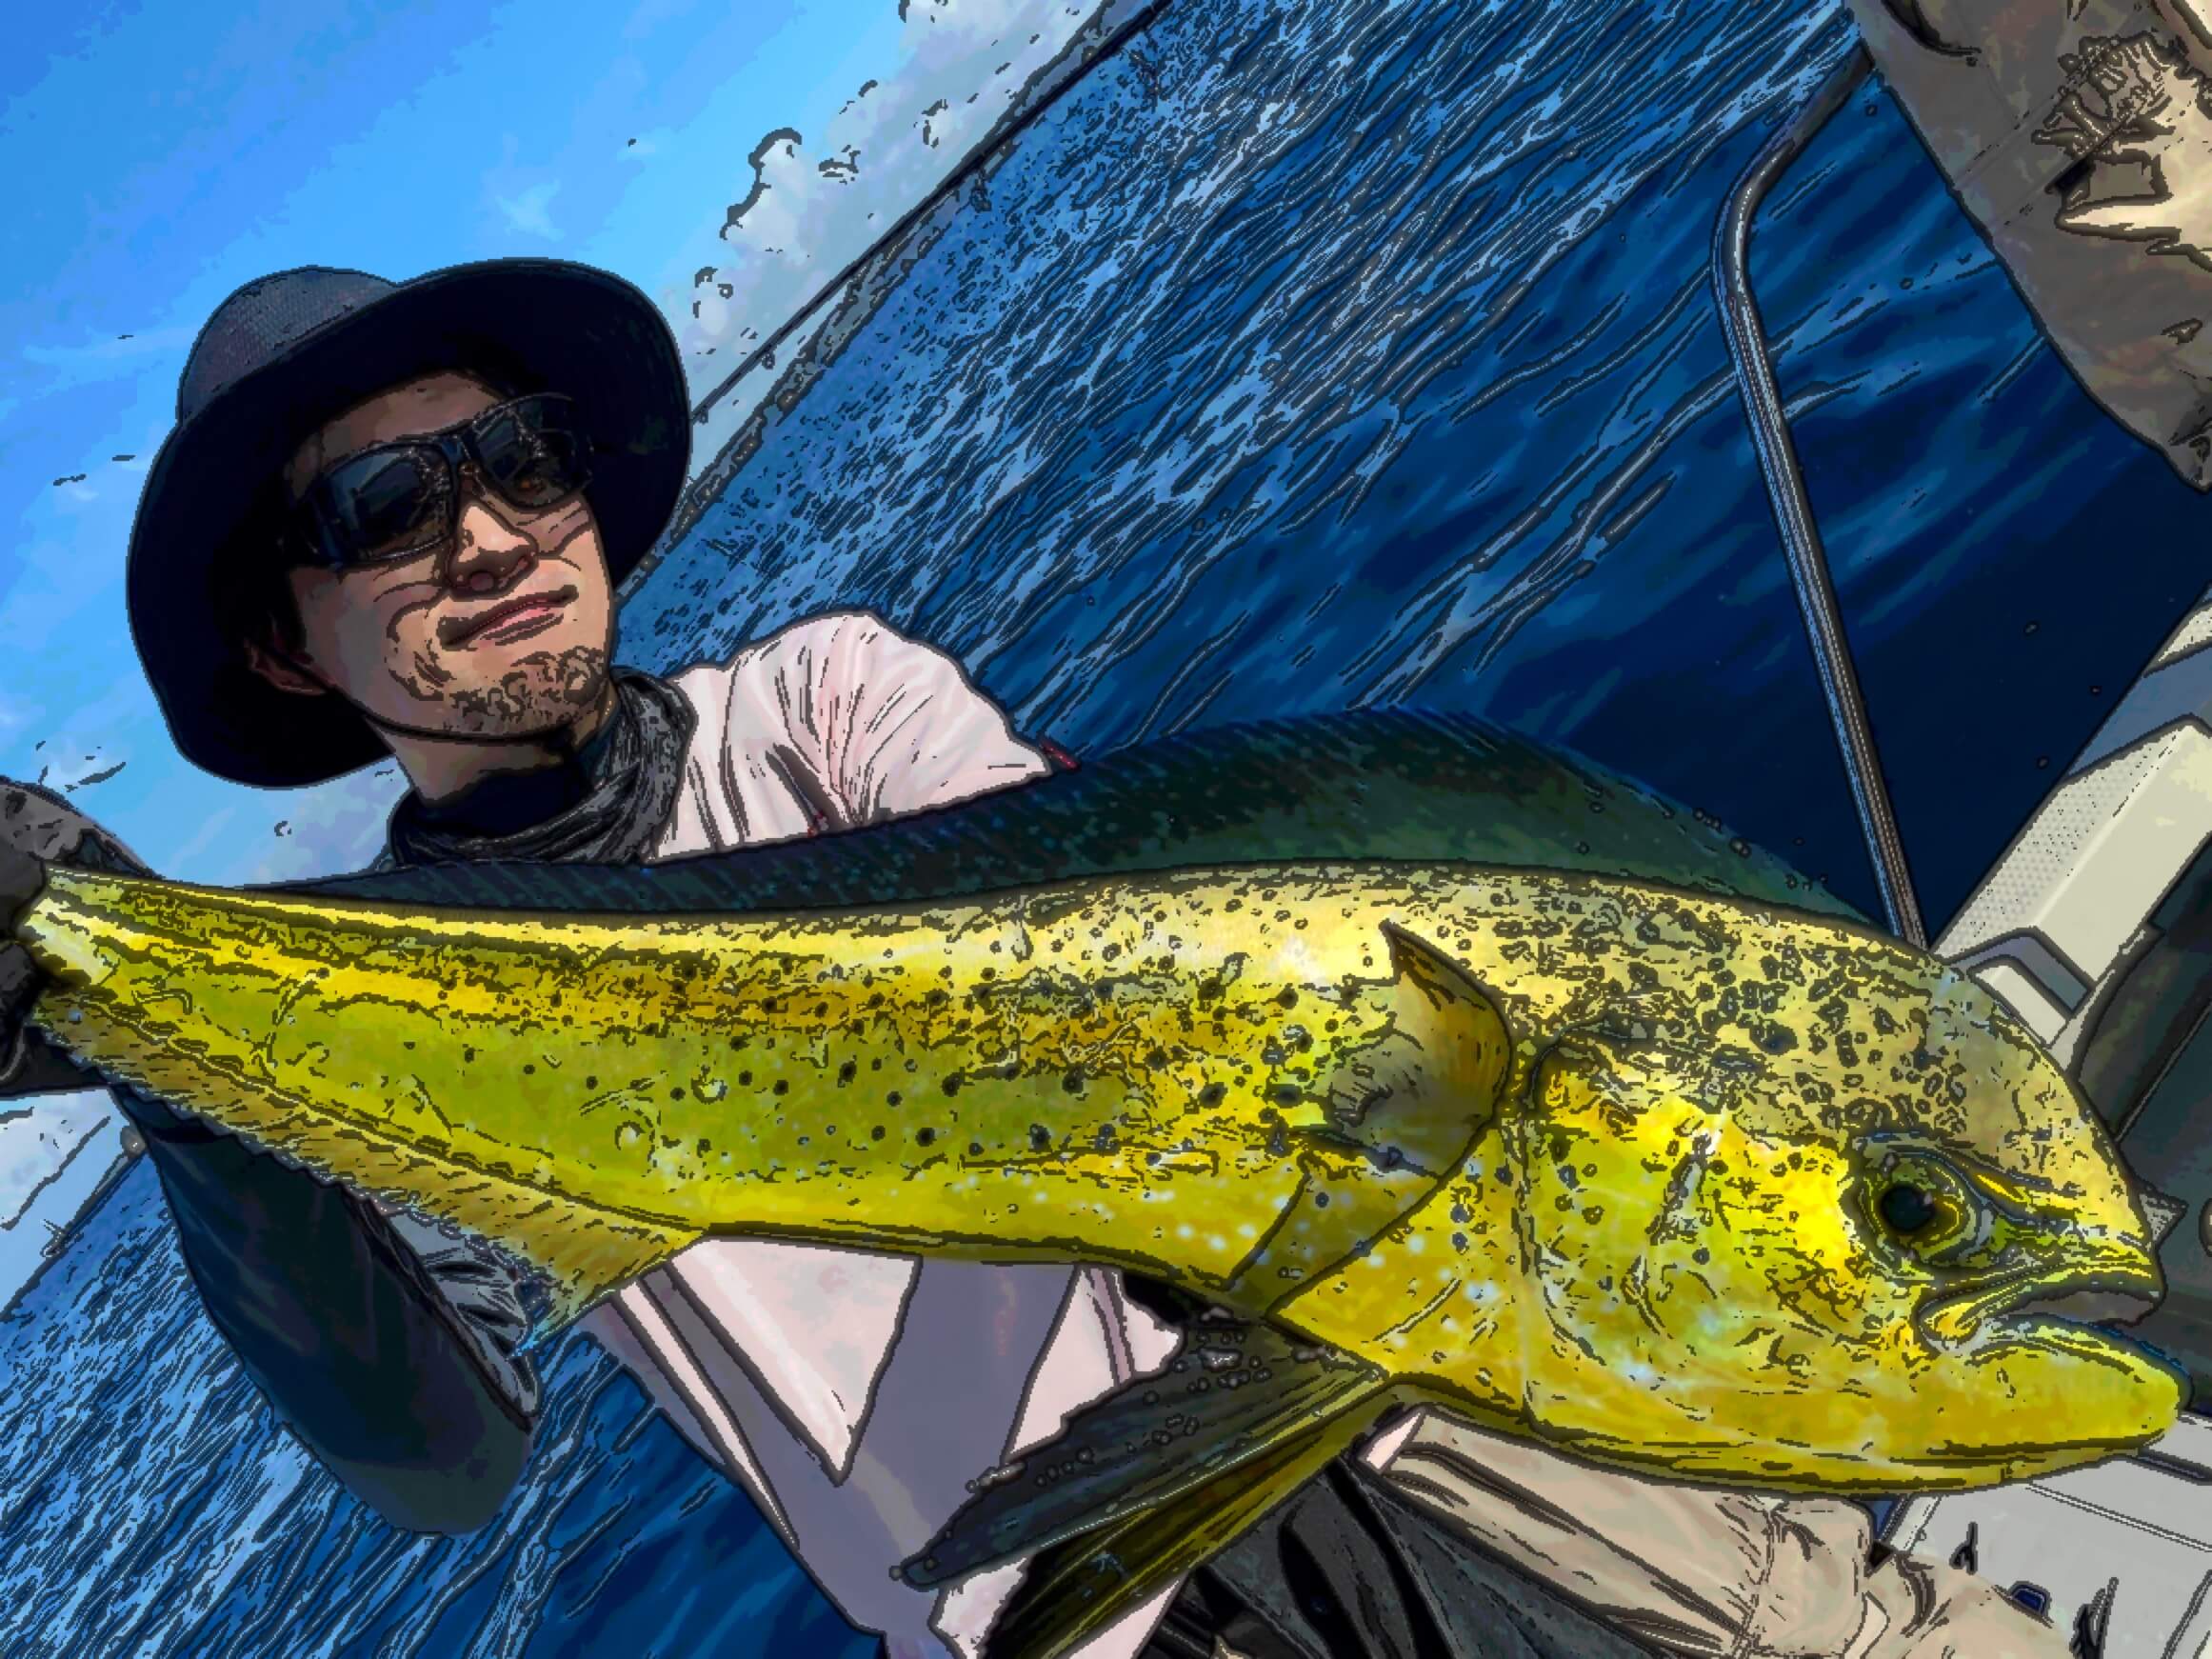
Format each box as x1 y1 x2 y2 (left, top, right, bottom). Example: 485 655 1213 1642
0 257 2137 1657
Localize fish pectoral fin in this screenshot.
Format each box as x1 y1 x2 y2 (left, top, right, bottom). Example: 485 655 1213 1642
1311 922 1512 1170
971 1400 1379 1659
897 1314 1386 1593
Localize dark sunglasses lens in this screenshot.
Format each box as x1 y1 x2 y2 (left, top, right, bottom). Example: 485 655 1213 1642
321 450 448 563
475 396 590 509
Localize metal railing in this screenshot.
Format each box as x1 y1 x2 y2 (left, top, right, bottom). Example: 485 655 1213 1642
1711 43 1927 949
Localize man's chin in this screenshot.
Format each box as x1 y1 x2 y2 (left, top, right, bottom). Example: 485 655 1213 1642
424 642 614 740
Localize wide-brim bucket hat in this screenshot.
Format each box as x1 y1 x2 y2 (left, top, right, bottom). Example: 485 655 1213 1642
126 259 691 789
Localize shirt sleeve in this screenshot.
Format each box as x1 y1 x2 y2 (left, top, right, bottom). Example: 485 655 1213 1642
113 1083 540 1536
719 610 1050 830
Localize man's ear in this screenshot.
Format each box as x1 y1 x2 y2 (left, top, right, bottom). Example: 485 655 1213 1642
240 634 327 697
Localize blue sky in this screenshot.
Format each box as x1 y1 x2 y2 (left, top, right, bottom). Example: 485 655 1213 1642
0 0 1085 888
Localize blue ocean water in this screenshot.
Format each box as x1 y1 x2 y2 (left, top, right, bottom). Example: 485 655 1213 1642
4 1 2206 1654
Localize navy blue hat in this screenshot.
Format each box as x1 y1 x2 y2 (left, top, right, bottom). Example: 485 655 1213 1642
126 260 691 788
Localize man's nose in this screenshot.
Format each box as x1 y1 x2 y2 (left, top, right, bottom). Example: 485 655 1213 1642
441 479 536 593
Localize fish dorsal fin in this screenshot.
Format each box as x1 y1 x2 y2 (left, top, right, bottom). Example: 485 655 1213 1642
1309 922 1513 1177
898 1314 1385 1591
967 1393 1380 1658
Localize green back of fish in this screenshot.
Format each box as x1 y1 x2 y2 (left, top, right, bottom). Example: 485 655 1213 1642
289 709 1856 921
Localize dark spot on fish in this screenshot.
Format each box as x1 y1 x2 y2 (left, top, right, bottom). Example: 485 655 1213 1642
871 1126 886 1141
1146 1048 1167 1069
1277 988 1298 1009
773 1080 788 1096
1451 1231 1468 1251
917 1128 937 1147
585 1075 598 1089
1199 1083 1226 1108
523 1063 535 1074
1314 1191 1331 1209
463 1046 477 1063
887 1091 903 1107
1063 1069 1086 1094
968 1141 984 1157
1692 1247 1710 1265
1450 1202 1471 1224
740 1071 753 1087
1030 1124 1052 1150
943 1072 964 1097
838 1060 856 1085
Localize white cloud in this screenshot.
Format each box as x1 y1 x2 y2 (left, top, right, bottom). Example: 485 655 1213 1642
668 0 1106 404
497 180 564 241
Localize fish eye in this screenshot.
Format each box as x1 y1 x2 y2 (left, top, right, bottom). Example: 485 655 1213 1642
1862 1151 1985 1264
1878 1183 1939 1235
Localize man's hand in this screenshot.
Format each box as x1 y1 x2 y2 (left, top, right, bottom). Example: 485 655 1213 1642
0 780 148 1094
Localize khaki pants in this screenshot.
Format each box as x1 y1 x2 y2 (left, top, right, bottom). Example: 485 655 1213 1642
1364 1413 2068 1658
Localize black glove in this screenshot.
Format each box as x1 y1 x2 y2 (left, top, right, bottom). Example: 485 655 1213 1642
1 780 148 1094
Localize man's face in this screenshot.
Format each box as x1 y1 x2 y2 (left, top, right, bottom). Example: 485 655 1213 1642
268 370 616 741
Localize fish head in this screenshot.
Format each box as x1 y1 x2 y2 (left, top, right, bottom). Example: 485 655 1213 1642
1495 910 2183 1492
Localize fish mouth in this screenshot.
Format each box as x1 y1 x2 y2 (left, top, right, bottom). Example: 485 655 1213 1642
1917 1257 2163 1350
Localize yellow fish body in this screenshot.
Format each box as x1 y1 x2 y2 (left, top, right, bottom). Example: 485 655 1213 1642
17 857 2180 1504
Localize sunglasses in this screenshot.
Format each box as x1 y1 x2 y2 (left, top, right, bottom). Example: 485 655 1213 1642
287 393 594 570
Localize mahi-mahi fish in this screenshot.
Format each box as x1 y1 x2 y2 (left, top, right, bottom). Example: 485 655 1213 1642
3 711 2183 1657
